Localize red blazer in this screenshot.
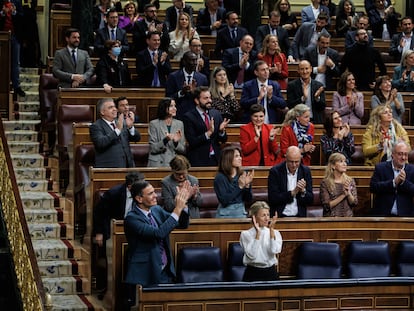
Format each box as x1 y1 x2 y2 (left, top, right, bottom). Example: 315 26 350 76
257 52 288 90
240 122 279 166
278 123 315 166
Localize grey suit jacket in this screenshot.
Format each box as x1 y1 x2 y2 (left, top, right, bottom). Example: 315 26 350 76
52 47 94 88
291 22 330 60
89 118 141 168
161 174 202 218
147 118 186 167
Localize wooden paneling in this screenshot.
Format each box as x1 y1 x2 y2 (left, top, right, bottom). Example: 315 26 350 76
49 10 71 57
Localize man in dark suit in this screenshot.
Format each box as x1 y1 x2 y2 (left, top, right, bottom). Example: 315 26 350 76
303 33 340 90
115 96 140 123
164 0 193 31
93 171 144 245
132 3 170 53
183 86 229 166
291 12 330 61
89 98 141 168
345 15 374 51
136 31 171 87
214 11 248 59
240 60 286 123
222 34 257 89
389 16 414 62
188 38 210 80
268 146 314 217
124 180 190 301
255 10 293 60
94 8 129 57
287 60 326 124
52 28 94 88
166 51 208 119
196 0 226 35
370 142 414 217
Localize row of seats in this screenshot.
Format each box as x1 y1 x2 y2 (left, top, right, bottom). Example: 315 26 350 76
177 241 414 283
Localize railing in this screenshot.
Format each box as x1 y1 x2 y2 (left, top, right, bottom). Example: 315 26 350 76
0 120 46 310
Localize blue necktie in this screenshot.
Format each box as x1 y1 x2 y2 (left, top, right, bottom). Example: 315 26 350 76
148 212 168 267
111 29 115 40
152 51 160 87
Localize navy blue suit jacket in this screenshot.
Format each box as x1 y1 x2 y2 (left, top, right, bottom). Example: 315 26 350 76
255 24 292 57
268 162 314 217
136 49 171 87
222 47 257 86
94 26 129 56
124 204 189 286
370 161 414 216
240 79 286 123
214 26 248 58
196 7 226 35
165 70 208 119
183 108 228 166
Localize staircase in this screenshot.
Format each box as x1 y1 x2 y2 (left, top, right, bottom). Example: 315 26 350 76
4 68 102 310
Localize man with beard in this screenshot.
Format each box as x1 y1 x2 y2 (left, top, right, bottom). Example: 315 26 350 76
132 3 169 53
183 86 229 166
389 16 414 62
340 29 386 91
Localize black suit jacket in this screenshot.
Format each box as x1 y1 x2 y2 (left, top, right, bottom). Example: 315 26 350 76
255 24 292 57
214 26 248 58
95 54 131 87
389 32 414 62
196 7 226 35
165 70 208 119
183 108 228 166
268 162 314 217
132 18 170 53
93 182 127 240
94 26 129 57
222 47 257 86
370 161 414 217
136 49 171 87
303 46 340 90
164 4 193 31
287 78 326 124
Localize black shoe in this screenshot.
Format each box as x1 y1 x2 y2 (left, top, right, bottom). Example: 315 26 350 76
15 87 26 97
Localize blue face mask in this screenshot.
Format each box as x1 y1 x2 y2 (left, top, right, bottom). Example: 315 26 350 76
112 46 121 56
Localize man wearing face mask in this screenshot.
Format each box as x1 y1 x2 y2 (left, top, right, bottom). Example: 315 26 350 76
95 40 131 93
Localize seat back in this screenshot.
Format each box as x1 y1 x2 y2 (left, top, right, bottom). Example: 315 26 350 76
396 241 414 277
39 73 59 131
347 241 391 278
228 242 246 281
177 247 224 283
297 242 341 279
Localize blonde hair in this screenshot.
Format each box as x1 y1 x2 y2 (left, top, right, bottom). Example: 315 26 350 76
282 104 310 126
260 34 281 56
175 12 192 38
367 104 400 139
323 153 352 194
248 201 270 217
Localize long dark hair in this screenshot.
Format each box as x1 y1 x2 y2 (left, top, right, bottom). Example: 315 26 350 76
323 110 340 137
218 145 242 181
156 97 174 119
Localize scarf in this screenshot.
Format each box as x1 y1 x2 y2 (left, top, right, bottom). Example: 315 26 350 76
292 121 312 149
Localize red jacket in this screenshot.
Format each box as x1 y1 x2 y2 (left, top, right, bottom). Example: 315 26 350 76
240 122 279 166
278 123 315 166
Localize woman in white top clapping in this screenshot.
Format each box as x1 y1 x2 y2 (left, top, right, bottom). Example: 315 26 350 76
240 201 283 282
168 12 199 61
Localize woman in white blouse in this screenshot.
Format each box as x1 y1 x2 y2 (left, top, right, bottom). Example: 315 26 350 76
239 201 283 282
168 12 199 61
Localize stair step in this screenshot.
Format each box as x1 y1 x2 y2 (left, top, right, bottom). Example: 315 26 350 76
20 191 54 209
3 120 40 131
17 179 49 192
13 111 39 120
8 141 40 153
11 153 44 168
14 167 46 180
18 91 39 102
15 101 40 112
32 239 73 261
43 276 88 295
38 260 75 277
29 223 64 239
5 130 38 142
24 208 58 223
48 294 94 311
20 82 39 93
20 68 39 75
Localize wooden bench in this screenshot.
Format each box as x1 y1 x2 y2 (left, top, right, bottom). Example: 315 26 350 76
105 217 414 310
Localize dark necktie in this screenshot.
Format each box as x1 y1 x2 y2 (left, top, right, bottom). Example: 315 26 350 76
148 212 168 267
110 122 116 130
71 49 76 65
152 51 160 87
111 28 116 40
232 28 237 42
187 75 192 85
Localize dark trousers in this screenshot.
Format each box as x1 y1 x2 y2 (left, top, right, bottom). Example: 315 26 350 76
242 265 279 282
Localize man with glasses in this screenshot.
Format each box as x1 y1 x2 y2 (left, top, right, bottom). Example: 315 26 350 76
340 28 386 90
132 3 169 53
94 7 129 56
389 16 414 62
345 15 373 50
370 141 414 216
268 146 314 217
186 38 210 79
